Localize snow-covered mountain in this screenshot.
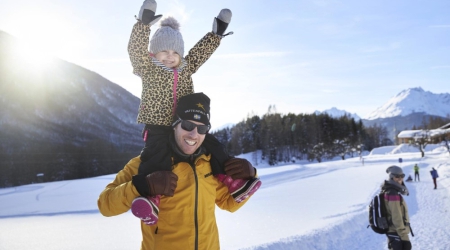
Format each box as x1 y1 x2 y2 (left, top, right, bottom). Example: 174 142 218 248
315 107 361 120
360 87 450 143
314 87 450 122
0 31 142 147
365 87 450 120
0 31 143 186
210 122 234 133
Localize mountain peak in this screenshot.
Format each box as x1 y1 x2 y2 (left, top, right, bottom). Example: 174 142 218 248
315 107 361 120
365 87 450 120
395 87 425 98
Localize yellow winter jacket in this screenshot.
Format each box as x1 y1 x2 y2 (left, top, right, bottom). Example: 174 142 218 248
97 155 248 250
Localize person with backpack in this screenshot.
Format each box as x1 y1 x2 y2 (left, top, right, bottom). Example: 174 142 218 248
382 166 412 250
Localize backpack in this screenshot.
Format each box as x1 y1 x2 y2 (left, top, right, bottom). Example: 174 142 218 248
368 189 415 236
367 191 391 234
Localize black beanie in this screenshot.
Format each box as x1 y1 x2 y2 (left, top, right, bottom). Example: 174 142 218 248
174 93 211 126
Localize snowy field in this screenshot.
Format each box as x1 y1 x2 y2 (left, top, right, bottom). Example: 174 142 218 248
1 144 450 250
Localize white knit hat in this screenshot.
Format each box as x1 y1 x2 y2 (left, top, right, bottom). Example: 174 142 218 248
150 16 184 57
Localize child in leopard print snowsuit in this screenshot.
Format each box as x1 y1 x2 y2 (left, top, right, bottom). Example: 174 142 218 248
127 0 261 225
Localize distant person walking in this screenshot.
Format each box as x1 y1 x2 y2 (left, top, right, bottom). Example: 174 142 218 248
413 164 420 181
430 167 439 189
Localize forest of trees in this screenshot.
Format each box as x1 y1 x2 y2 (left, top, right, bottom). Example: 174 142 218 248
414 116 450 131
212 106 450 165
0 138 139 188
2 107 449 187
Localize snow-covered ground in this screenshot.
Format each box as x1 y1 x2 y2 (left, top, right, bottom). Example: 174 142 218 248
1 144 449 250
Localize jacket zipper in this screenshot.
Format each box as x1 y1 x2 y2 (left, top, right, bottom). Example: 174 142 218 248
190 159 199 250
172 69 178 116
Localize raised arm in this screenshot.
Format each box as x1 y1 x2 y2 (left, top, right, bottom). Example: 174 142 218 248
127 0 162 77
184 9 232 74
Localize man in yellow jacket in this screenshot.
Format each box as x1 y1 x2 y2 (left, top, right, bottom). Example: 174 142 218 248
98 92 258 250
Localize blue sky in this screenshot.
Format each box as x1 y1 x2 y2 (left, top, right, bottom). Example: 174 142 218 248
1 0 449 129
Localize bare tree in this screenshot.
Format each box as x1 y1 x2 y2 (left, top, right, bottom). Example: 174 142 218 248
411 130 431 157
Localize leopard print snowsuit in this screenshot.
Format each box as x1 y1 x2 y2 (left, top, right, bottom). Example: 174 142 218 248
128 21 221 126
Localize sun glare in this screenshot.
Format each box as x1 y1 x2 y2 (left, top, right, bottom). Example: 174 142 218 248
2 6 86 67
12 41 55 70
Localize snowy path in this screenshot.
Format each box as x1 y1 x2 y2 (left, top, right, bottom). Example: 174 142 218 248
407 160 450 250
242 157 450 250
0 146 449 250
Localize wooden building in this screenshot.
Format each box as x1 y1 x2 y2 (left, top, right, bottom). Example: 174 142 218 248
397 123 450 144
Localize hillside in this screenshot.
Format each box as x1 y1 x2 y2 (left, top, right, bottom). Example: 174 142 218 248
366 87 450 120
0 31 143 187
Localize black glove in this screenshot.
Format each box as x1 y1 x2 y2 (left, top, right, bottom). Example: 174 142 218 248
402 240 412 250
212 9 233 36
224 158 256 180
138 0 162 26
133 171 178 197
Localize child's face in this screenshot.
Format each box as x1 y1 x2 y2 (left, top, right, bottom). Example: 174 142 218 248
155 50 181 68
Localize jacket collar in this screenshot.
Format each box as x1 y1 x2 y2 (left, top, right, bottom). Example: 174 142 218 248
381 180 409 196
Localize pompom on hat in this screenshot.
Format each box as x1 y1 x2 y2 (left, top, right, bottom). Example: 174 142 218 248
150 16 184 57
173 93 211 127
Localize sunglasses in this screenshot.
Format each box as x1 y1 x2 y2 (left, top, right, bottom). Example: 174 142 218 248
174 118 210 134
393 174 405 179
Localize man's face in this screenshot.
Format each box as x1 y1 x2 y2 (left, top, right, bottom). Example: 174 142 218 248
173 120 207 155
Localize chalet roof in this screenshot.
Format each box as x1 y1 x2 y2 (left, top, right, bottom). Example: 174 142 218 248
438 122 450 130
398 126 450 138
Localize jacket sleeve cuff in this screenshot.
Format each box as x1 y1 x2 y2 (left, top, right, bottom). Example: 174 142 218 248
132 174 149 197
